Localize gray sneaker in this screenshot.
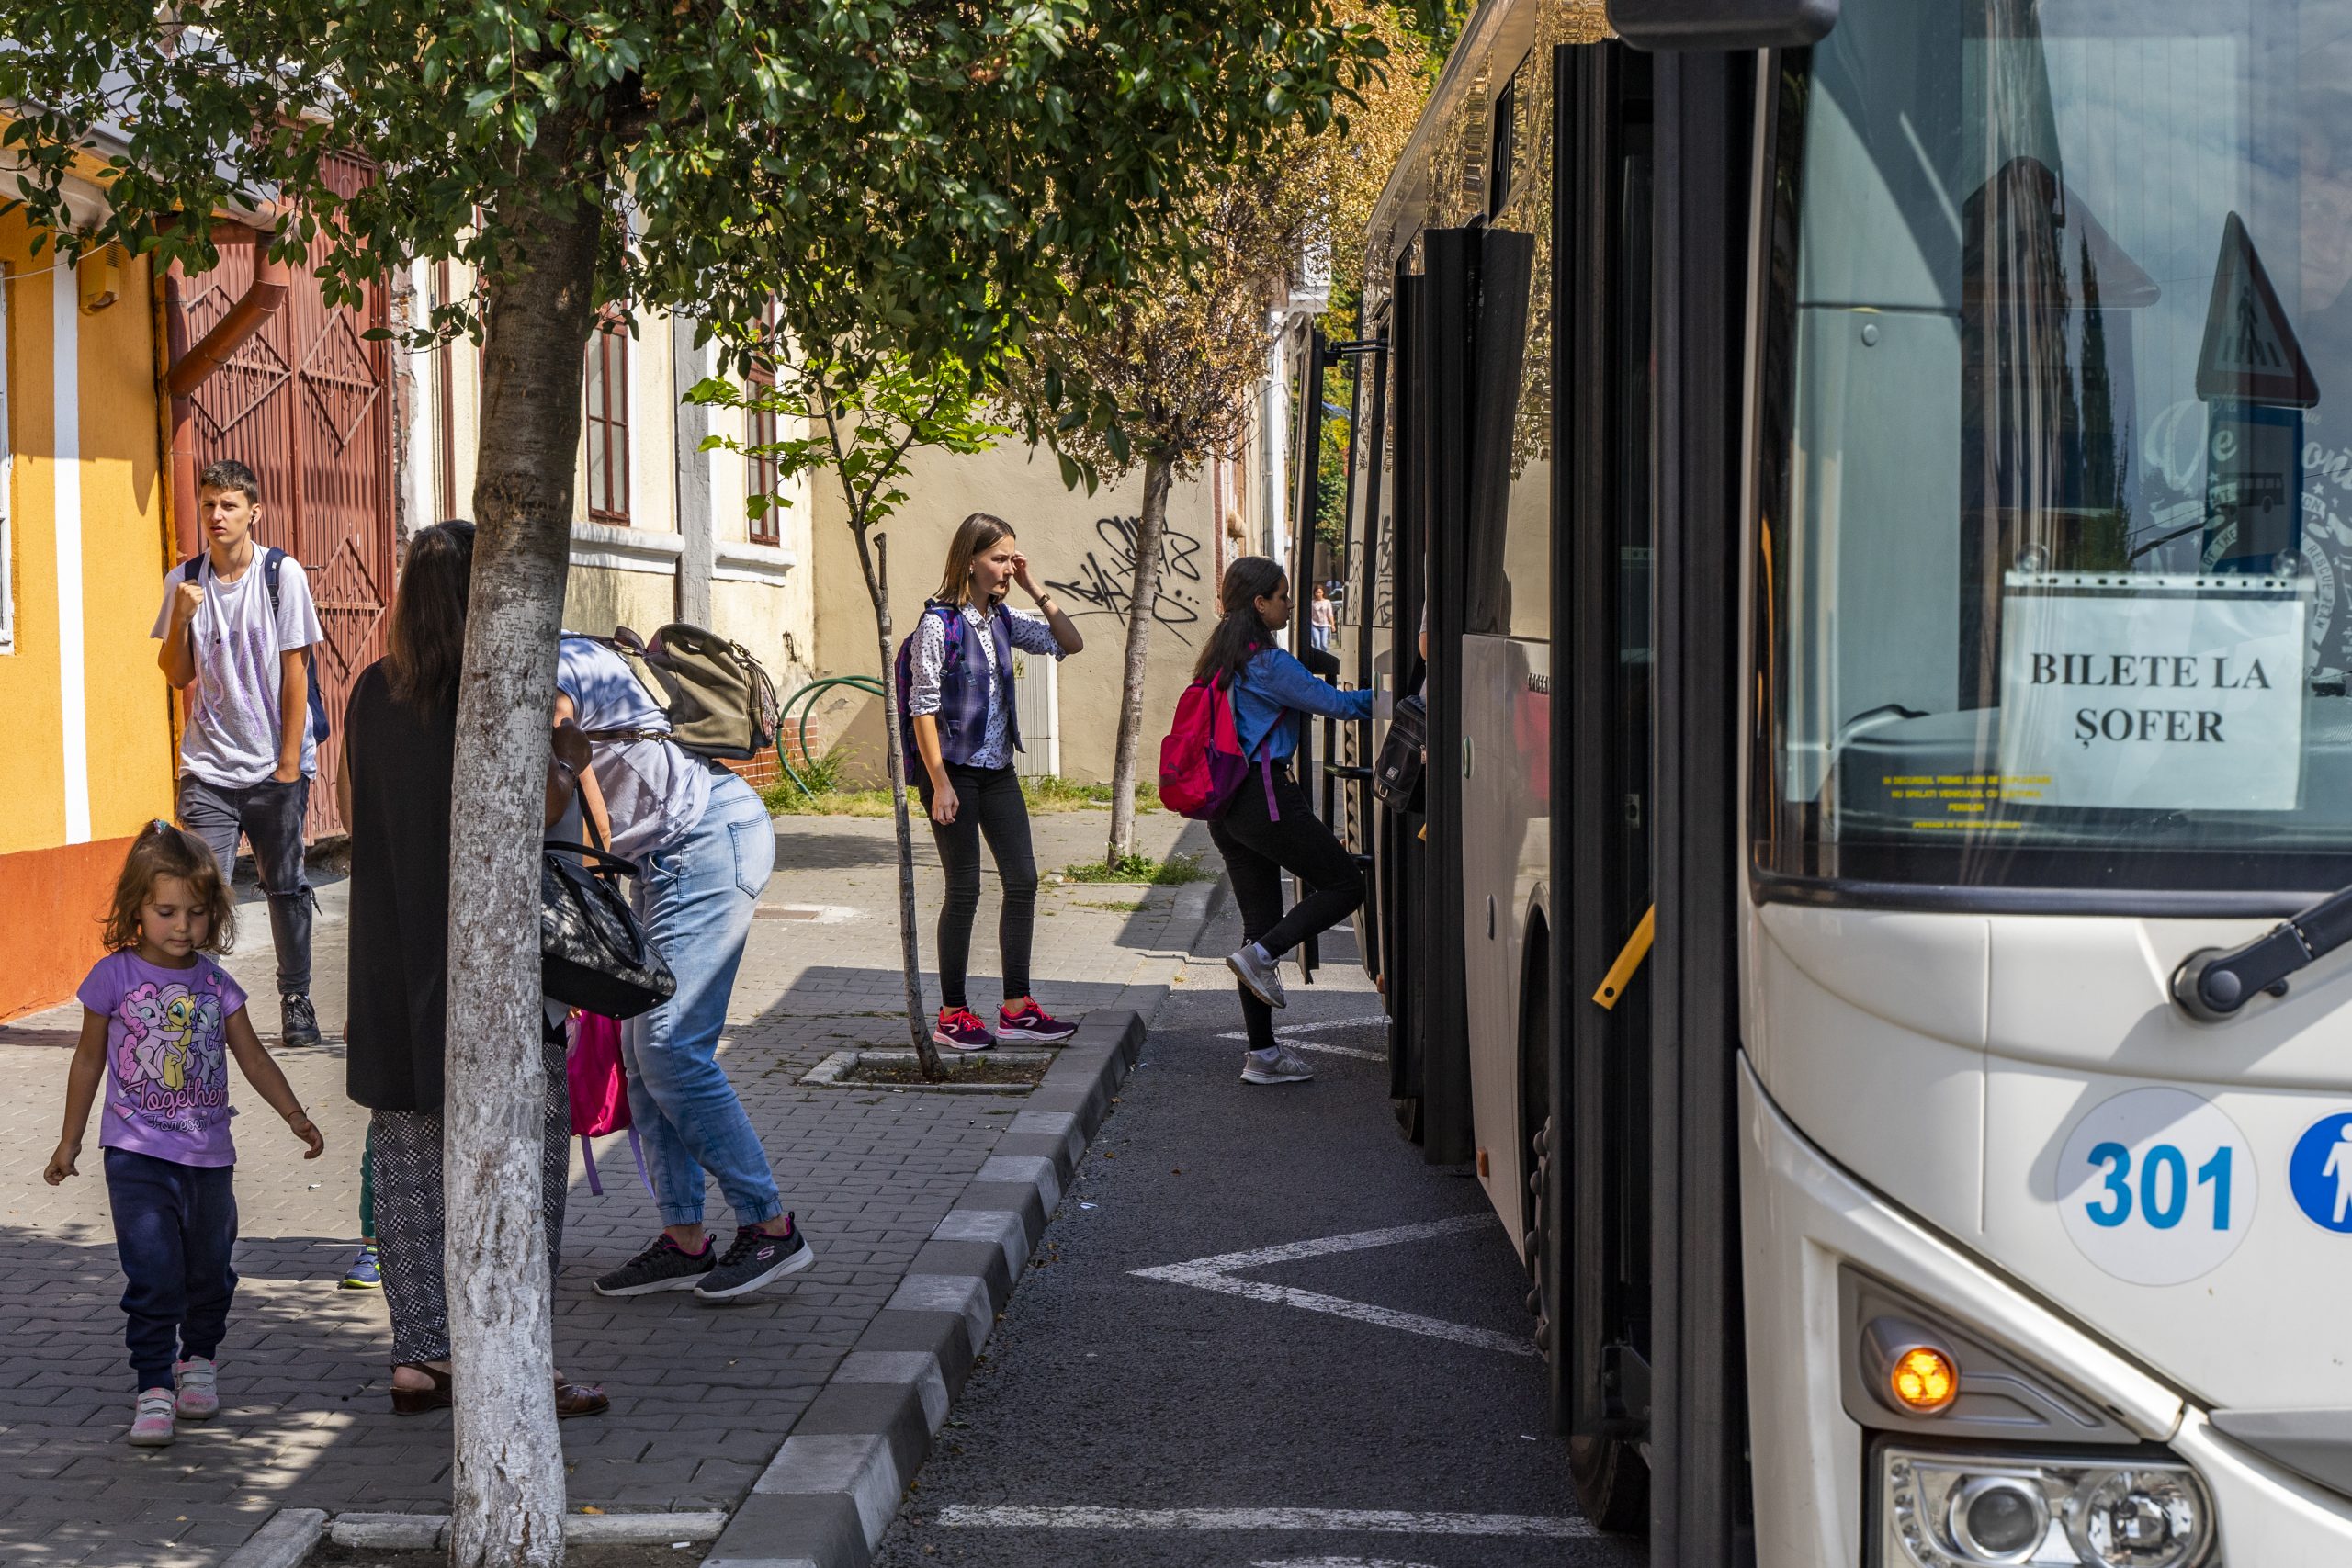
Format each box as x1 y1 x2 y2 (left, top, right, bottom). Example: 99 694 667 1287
1240 1047 1315 1085
1227 945 1287 1009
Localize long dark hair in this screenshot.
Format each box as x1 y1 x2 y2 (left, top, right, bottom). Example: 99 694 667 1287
1193 556 1286 685
933 512 1014 608
387 521 478 709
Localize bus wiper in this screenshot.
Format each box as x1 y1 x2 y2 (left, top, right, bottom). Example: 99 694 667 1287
2173 886 2352 1021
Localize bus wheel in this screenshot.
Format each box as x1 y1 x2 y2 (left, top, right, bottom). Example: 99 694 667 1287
1570 1431 1649 1532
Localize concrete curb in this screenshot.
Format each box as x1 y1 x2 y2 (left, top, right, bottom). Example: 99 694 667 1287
321 1509 727 1551
702 1007 1148 1568
218 1509 327 1568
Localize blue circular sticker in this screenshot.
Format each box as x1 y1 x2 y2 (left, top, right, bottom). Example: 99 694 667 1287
2288 1113 2352 1233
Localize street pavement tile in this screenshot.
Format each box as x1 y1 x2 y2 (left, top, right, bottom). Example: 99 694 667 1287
0 808 1207 1562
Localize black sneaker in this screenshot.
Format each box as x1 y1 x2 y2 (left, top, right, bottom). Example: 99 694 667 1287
594 1234 717 1297
695 1217 815 1301
280 995 322 1049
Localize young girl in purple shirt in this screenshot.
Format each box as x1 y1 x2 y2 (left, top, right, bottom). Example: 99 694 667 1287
45 821 322 1447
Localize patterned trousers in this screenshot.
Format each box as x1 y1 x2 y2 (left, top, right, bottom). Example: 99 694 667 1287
370 1024 570 1366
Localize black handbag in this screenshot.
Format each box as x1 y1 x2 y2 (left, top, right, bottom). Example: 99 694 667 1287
1373 692 1429 810
539 827 676 1020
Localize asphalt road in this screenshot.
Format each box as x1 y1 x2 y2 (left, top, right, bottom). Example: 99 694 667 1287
875 902 1646 1568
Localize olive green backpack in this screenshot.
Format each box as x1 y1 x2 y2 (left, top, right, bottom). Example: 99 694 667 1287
582 624 781 761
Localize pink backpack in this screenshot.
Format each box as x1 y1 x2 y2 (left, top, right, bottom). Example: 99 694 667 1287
1159 676 1266 820
567 1012 651 1197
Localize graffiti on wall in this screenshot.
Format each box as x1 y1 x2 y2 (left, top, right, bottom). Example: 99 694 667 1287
1046 514 1207 642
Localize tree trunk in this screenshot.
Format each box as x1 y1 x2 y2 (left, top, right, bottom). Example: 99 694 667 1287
444 162 602 1568
854 527 945 1079
1107 455 1174 864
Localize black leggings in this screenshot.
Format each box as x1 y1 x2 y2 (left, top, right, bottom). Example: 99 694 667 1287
1207 761 1364 1052
920 762 1037 1010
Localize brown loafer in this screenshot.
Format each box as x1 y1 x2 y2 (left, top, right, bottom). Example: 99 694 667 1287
554 1377 608 1419
390 1362 452 1416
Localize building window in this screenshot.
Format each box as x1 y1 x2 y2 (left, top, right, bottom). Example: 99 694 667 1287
584 315 630 524
745 347 781 547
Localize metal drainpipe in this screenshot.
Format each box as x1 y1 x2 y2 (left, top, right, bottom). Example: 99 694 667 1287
164 222 290 558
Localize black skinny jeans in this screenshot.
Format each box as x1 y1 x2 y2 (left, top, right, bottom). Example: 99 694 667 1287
919 762 1037 1011
1208 760 1364 1052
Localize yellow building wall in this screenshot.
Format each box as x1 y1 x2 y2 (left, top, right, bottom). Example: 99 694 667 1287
0 218 175 1020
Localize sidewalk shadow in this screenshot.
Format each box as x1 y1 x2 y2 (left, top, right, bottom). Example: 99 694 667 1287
771 825 935 873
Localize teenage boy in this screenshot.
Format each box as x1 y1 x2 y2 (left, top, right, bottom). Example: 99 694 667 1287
153 459 327 1048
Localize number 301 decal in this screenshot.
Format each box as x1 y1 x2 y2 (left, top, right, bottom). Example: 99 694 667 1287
2060 1089 2256 1286
2082 1141 2233 1231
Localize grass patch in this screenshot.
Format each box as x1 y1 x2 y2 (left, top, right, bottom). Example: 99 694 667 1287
764 756 1161 820
1057 852 1214 886
1022 775 1160 813
1072 897 1148 912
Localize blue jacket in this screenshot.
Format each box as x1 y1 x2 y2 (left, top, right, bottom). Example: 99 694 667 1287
1230 648 1376 762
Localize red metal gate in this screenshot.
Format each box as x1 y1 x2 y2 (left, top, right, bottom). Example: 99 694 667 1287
167 161 395 840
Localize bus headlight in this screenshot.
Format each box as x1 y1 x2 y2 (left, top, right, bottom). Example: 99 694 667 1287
1879 1445 2216 1568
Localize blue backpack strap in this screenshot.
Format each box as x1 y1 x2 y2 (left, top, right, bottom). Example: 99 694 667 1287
262 546 285 615
180 554 205 585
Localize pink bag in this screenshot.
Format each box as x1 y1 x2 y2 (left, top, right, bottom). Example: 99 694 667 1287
567 1012 650 1197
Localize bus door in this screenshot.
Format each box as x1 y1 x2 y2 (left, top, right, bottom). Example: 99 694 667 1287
1338 316 1391 979
1383 264 1434 1134
1551 36 1657 1530
1286 321 1333 981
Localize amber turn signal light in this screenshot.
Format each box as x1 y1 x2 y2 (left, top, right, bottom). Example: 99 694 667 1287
1889 1345 1960 1415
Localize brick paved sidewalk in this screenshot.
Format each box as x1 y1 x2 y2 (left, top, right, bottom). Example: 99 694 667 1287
0 806 1210 1567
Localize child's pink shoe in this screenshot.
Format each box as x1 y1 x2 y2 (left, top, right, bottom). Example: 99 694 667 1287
128 1388 175 1447
174 1358 219 1419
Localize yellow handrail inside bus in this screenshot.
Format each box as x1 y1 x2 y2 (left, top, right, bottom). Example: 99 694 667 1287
1592 904 1656 1010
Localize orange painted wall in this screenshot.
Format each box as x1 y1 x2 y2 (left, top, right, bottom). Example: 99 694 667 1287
0 836 131 1021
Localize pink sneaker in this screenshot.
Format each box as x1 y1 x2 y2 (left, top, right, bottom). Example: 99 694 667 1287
174 1358 219 1420
933 1007 996 1053
998 998 1077 1043
128 1388 175 1447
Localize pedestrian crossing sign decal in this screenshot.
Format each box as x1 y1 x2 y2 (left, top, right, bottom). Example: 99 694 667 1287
2197 212 2320 408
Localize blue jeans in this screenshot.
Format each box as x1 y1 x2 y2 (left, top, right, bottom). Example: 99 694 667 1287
624 773 783 1229
105 1148 238 1393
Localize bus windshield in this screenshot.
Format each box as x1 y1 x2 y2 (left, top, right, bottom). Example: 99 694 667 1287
1761 0 2352 897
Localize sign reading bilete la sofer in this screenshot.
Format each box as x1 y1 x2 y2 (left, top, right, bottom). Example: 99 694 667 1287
1998 571 2308 812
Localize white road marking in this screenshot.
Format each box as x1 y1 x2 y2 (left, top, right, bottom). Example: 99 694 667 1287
1219 1014 1391 1059
1251 1558 1442 1567
936 1506 1593 1539
1131 1215 1538 1358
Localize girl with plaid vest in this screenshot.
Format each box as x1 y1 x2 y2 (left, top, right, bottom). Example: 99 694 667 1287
907 513 1087 1051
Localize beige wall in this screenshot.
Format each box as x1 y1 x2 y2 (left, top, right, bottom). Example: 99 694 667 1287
810 443 1217 784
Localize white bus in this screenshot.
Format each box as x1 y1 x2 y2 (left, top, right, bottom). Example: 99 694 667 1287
1304 0 2352 1562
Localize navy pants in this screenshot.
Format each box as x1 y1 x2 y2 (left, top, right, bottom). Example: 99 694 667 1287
105 1148 238 1393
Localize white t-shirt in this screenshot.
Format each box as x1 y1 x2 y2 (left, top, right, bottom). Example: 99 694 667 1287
556 636 712 862
151 551 323 788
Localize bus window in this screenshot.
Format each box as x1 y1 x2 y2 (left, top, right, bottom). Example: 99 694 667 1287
1759 0 2352 896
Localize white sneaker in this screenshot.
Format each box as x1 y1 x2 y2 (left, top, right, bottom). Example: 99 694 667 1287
128 1388 175 1447
174 1358 219 1420
1241 1046 1315 1085
1227 944 1287 1009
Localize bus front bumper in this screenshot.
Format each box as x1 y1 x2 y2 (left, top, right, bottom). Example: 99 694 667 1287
1736 1053 2352 1567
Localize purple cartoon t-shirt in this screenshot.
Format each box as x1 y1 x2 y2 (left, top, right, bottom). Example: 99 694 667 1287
77 950 248 1167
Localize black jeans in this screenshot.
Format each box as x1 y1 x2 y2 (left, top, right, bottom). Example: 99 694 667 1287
105 1148 238 1393
176 773 312 997
1207 760 1364 1052
919 762 1036 1011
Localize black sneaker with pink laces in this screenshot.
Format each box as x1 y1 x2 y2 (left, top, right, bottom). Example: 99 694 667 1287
933 1007 996 1052
998 998 1077 1043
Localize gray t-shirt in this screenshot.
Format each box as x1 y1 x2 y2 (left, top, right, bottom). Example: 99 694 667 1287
151 552 323 788
556 636 712 862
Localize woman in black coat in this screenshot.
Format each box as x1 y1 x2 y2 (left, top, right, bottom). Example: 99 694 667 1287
338 520 605 1416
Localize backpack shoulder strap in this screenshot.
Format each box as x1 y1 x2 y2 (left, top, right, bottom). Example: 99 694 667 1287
179 555 205 585
262 547 286 615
